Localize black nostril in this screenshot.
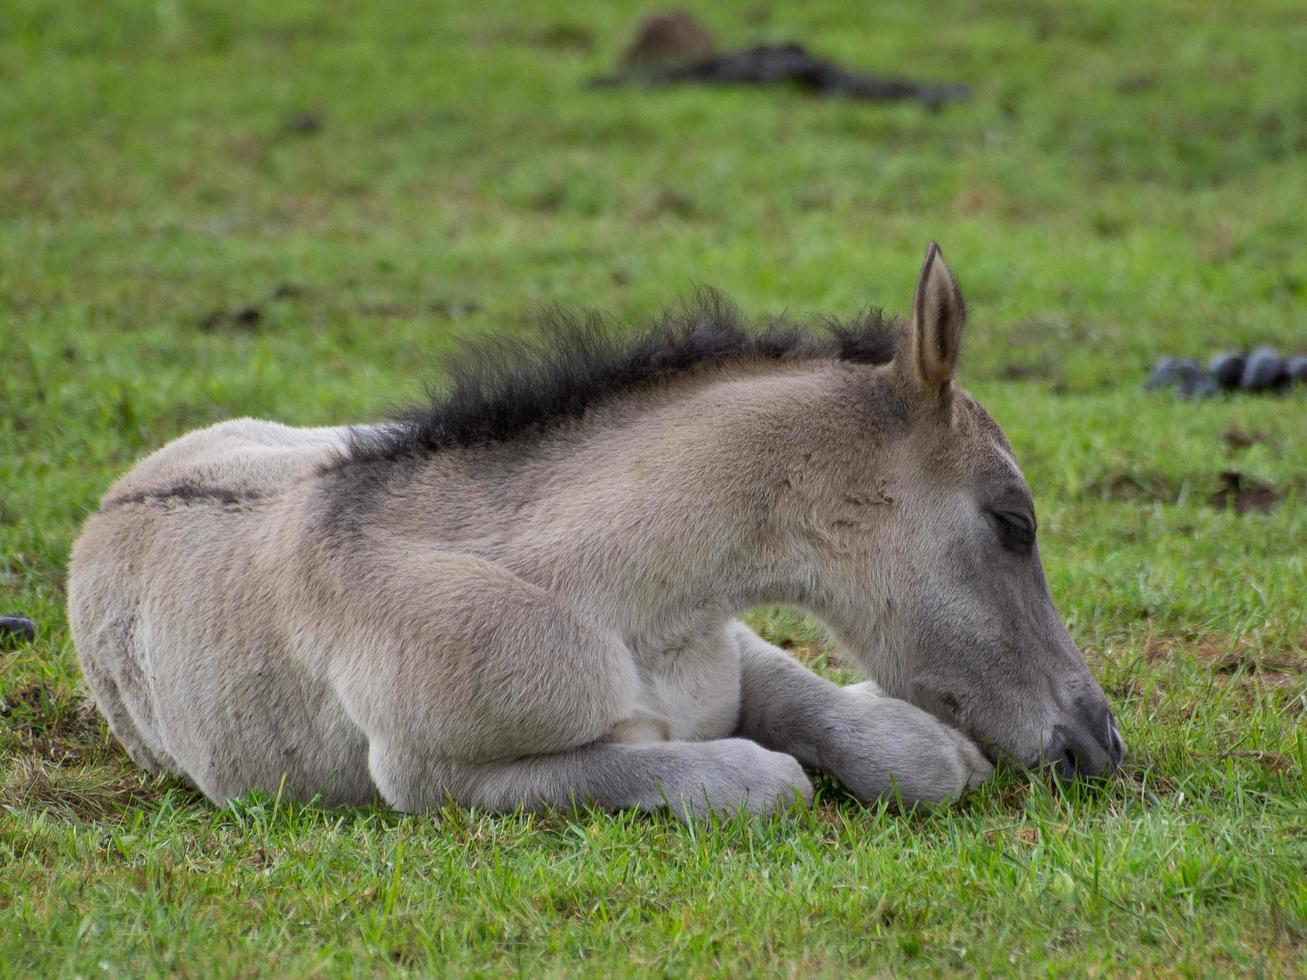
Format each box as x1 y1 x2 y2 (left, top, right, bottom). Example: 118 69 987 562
1058 748 1078 779
1065 702 1124 776
1045 723 1113 779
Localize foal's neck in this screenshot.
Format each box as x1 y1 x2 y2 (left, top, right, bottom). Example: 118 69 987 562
460 360 892 642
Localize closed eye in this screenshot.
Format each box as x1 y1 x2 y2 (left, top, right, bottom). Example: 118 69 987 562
990 510 1035 552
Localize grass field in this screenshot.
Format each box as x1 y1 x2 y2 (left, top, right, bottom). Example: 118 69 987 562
2 0 1305 974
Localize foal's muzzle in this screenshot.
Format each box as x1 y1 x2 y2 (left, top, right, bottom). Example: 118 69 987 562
1044 704 1124 779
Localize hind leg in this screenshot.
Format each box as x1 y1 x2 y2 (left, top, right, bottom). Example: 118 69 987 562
369 736 812 818
75 616 193 779
79 653 164 772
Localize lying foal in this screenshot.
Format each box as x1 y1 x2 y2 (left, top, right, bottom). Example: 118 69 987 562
69 245 1121 817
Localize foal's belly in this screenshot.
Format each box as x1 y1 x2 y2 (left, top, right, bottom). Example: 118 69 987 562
625 625 743 742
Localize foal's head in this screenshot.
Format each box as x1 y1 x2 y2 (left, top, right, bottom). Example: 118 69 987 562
825 244 1122 778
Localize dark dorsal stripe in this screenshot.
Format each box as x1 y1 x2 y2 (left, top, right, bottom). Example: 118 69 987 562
342 290 902 466
102 483 267 511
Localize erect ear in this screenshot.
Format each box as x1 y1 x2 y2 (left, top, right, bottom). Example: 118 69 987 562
902 242 966 400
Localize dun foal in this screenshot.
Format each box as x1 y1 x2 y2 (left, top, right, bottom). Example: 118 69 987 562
69 245 1123 817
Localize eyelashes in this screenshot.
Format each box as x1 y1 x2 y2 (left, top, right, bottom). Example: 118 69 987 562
990 510 1035 552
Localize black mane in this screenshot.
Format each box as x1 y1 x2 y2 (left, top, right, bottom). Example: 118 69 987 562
343 291 902 465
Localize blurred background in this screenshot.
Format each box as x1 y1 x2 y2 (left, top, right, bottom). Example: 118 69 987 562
5 0 1306 394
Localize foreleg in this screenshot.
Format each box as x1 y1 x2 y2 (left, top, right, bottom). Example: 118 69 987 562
731 624 992 805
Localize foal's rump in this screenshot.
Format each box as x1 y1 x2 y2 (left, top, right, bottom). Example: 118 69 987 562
68 419 379 804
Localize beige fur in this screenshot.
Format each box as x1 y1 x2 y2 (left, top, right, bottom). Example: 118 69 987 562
68 246 1121 818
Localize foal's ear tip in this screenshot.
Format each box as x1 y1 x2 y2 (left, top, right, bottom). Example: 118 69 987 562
923 241 942 263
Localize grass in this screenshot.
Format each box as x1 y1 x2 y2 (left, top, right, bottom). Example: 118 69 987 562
1 0 1304 974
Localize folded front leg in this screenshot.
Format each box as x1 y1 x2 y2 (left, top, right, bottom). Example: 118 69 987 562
730 623 993 806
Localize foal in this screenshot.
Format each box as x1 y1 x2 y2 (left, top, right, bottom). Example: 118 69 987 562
69 245 1122 817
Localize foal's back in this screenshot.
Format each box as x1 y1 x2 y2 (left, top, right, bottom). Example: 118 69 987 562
102 417 352 504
